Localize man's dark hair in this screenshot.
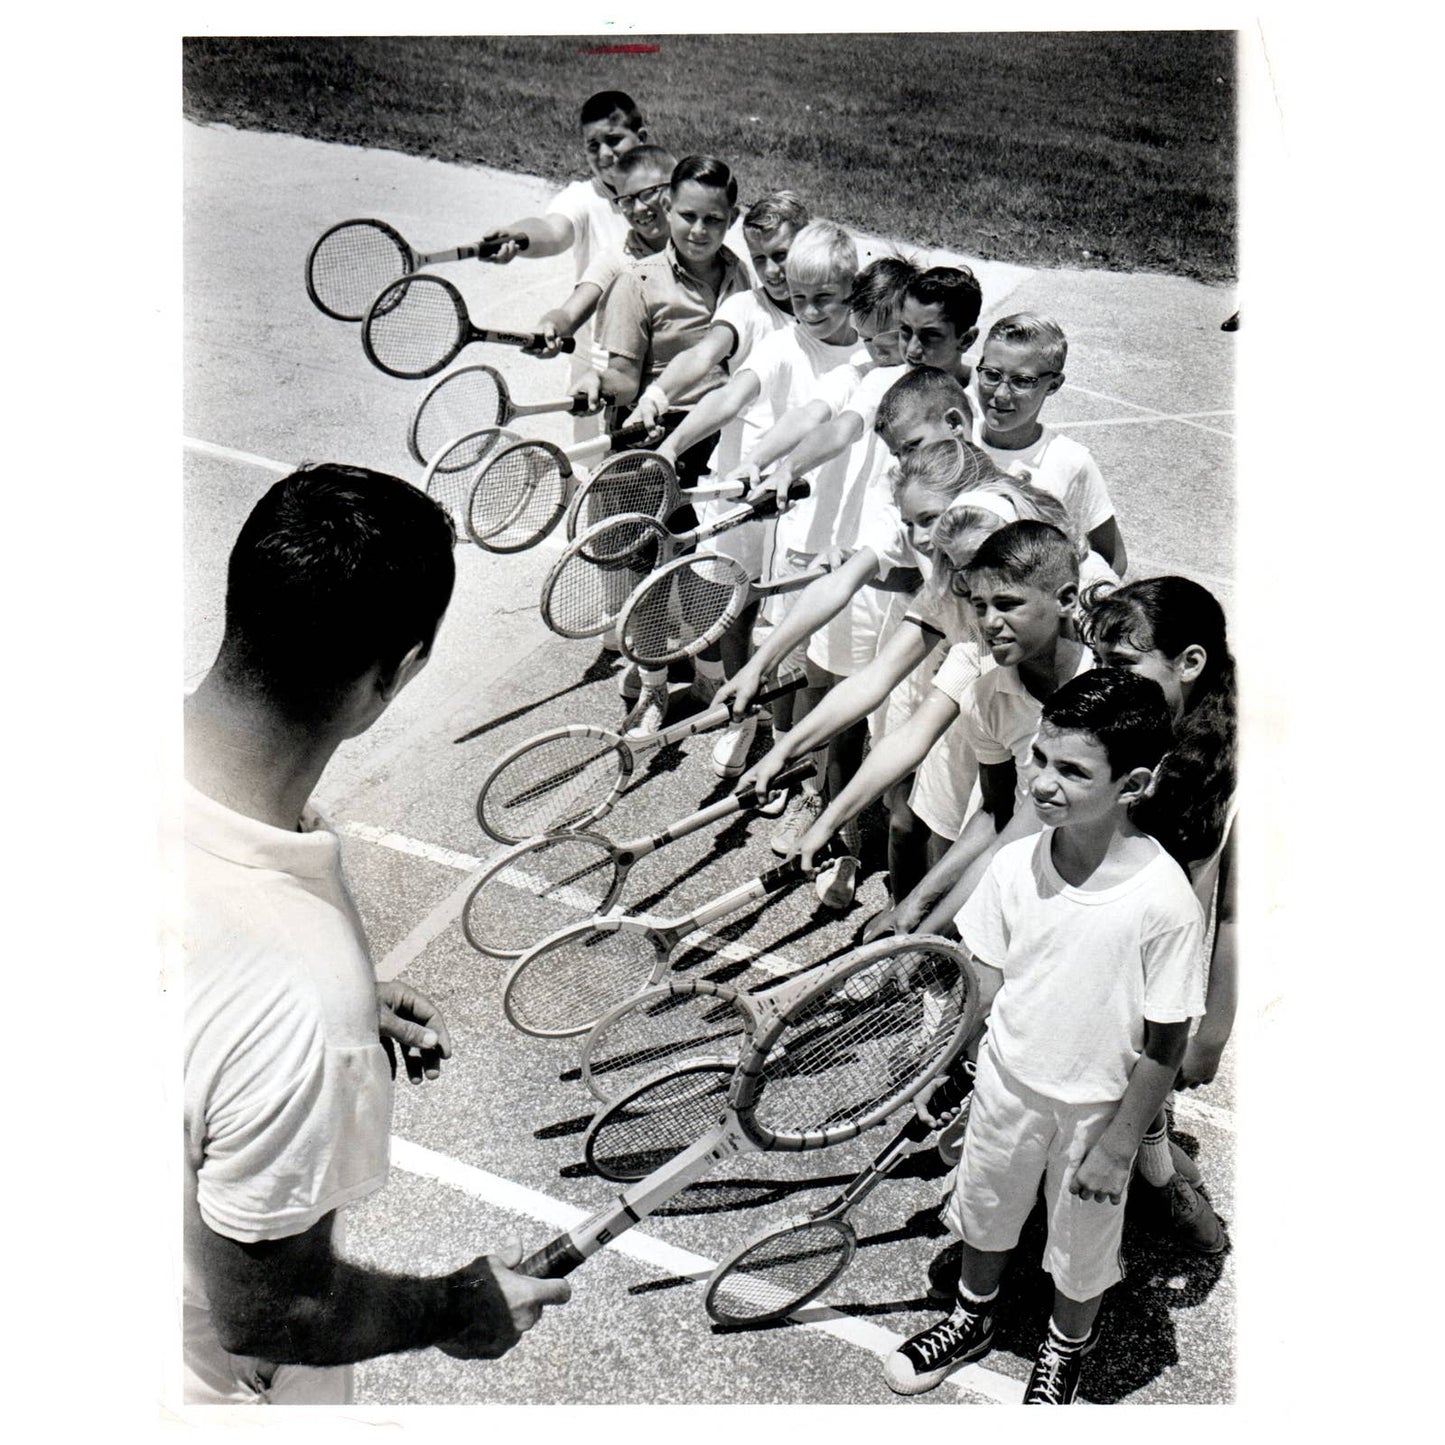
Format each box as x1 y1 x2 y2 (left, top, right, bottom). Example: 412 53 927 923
579 90 645 131
218 464 456 722
1041 669 1175 778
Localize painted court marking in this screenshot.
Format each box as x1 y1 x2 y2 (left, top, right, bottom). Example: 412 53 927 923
184 435 294 474
1058 384 1234 438
390 1136 1022 1404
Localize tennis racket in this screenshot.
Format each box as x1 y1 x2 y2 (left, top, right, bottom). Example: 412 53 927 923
465 443 736 556
584 1059 736 1182
500 845 854 1038
515 936 982 1279
461 760 816 960
362 273 575 379
475 674 806 845
306 218 527 322
616 551 834 671
702 1061 975 1325
538 483 809 642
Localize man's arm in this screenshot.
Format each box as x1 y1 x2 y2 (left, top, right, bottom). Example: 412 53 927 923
1069 1019 1191 1203
200 1210 569 1365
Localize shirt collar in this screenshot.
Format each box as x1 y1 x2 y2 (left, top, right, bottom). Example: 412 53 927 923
183 780 340 879
664 241 745 296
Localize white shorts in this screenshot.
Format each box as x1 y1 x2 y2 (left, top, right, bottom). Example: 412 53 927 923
908 712 981 840
944 1042 1127 1303
695 483 769 575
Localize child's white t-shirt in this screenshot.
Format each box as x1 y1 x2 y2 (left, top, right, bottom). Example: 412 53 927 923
957 830 1207 1103
965 406 1116 536
701 290 796 483
547 178 631 282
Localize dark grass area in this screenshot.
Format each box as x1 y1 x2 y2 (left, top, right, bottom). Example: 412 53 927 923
182 32 1236 282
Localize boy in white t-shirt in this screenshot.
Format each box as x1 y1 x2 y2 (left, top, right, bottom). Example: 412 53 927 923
969 313 1128 575
884 668 1205 1404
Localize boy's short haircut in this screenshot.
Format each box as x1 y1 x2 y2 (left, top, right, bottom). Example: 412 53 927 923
985 312 1068 372
743 191 810 237
580 90 645 132
848 255 917 327
904 265 983 333
875 365 973 438
1040 668 1175 779
670 154 738 207
615 145 676 181
782 219 858 290
962 518 1080 594
221 463 456 724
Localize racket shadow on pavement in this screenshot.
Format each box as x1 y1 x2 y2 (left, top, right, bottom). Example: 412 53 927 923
452 647 621 743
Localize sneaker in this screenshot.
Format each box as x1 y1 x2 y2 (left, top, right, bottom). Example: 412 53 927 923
1169 1138 1203 1187
1136 1173 1226 1255
623 685 669 737
617 662 642 701
814 854 858 909
883 1297 996 1395
770 787 824 856
711 715 758 778
1022 1319 1100 1404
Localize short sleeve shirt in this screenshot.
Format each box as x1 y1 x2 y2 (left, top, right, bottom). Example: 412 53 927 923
713 287 793 370
599 243 751 402
547 177 631 282
957 830 1207 1102
581 229 660 339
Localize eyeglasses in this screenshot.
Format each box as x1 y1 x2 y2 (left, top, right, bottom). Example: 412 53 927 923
612 184 669 215
976 366 1059 394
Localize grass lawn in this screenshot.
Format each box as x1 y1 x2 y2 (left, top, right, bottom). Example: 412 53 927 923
182 32 1236 283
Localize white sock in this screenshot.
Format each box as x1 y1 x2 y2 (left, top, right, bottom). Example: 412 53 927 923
955 1281 999 1310
1048 1319 1094 1348
1138 1125 1174 1185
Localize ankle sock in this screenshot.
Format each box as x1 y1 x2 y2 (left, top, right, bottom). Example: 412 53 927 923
1138 1124 1174 1186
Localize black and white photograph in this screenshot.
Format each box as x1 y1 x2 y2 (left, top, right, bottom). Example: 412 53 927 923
173 27 1249 1412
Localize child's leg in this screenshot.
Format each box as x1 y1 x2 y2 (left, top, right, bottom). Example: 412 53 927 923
886 780 928 902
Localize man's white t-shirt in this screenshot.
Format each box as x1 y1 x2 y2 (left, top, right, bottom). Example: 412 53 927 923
182 782 392 1402
957 830 1207 1103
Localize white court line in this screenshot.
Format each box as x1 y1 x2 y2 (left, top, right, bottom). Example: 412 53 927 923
346 819 803 981
1058 384 1234 439
389 1136 1022 1404
1050 411 1234 431
184 435 294 473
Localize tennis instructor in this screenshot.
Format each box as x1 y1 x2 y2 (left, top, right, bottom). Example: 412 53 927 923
181 465 569 1404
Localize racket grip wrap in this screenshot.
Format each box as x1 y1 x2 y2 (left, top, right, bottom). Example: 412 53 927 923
519 1235 588 1279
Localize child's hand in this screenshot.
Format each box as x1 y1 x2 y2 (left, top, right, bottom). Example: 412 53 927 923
727 461 765 495
737 740 789 799
623 388 669 444
524 312 570 359
480 233 525 265
1067 1139 1134 1205
715 661 762 720
571 372 604 414
796 816 835 871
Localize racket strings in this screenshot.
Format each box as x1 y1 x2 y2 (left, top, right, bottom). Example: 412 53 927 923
544 527 660 638
426 431 516 529
414 372 507 468
750 949 968 1138
310 223 408 319
621 555 748 668
469 444 568 548
481 734 623 841
463 836 621 958
584 989 750 1102
585 1066 733 1180
707 1220 853 1323
507 925 660 1036
577 454 674 530
365 275 464 376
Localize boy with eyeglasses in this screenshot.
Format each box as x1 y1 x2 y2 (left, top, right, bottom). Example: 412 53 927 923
969 314 1127 575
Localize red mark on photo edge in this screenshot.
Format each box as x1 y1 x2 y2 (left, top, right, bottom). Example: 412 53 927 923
583 44 660 54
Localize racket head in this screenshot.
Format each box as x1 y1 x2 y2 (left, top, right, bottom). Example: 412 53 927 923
730 935 981 1151
584 1061 735 1181
539 513 669 640
502 916 669 1038
581 979 753 1104
422 426 522 534
362 272 468 379
409 365 509 467
475 725 631 845
703 1216 858 1326
564 450 678 541
306 218 411 322
466 439 573 553
461 831 625 960
617 551 753 669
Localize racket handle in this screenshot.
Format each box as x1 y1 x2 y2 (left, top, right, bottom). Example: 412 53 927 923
519 1235 588 1279
608 420 655 449
477 233 532 258
483 328 576 353
750 672 809 711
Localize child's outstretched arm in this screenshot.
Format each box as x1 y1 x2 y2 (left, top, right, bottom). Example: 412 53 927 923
1088 516 1128 577
730 399 839 485
478 214 576 262
1068 1019 1191 1204
794 689 961 868
656 371 761 461
1177 822 1237 1089
622 325 737 436
527 282 604 358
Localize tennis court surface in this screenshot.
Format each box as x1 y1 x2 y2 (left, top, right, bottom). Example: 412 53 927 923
183 119 1236 1407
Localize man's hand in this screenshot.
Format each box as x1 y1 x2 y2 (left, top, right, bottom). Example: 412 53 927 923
377 981 452 1084
1067 1138 1134 1205
1175 1036 1226 1090
436 1242 571 1359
